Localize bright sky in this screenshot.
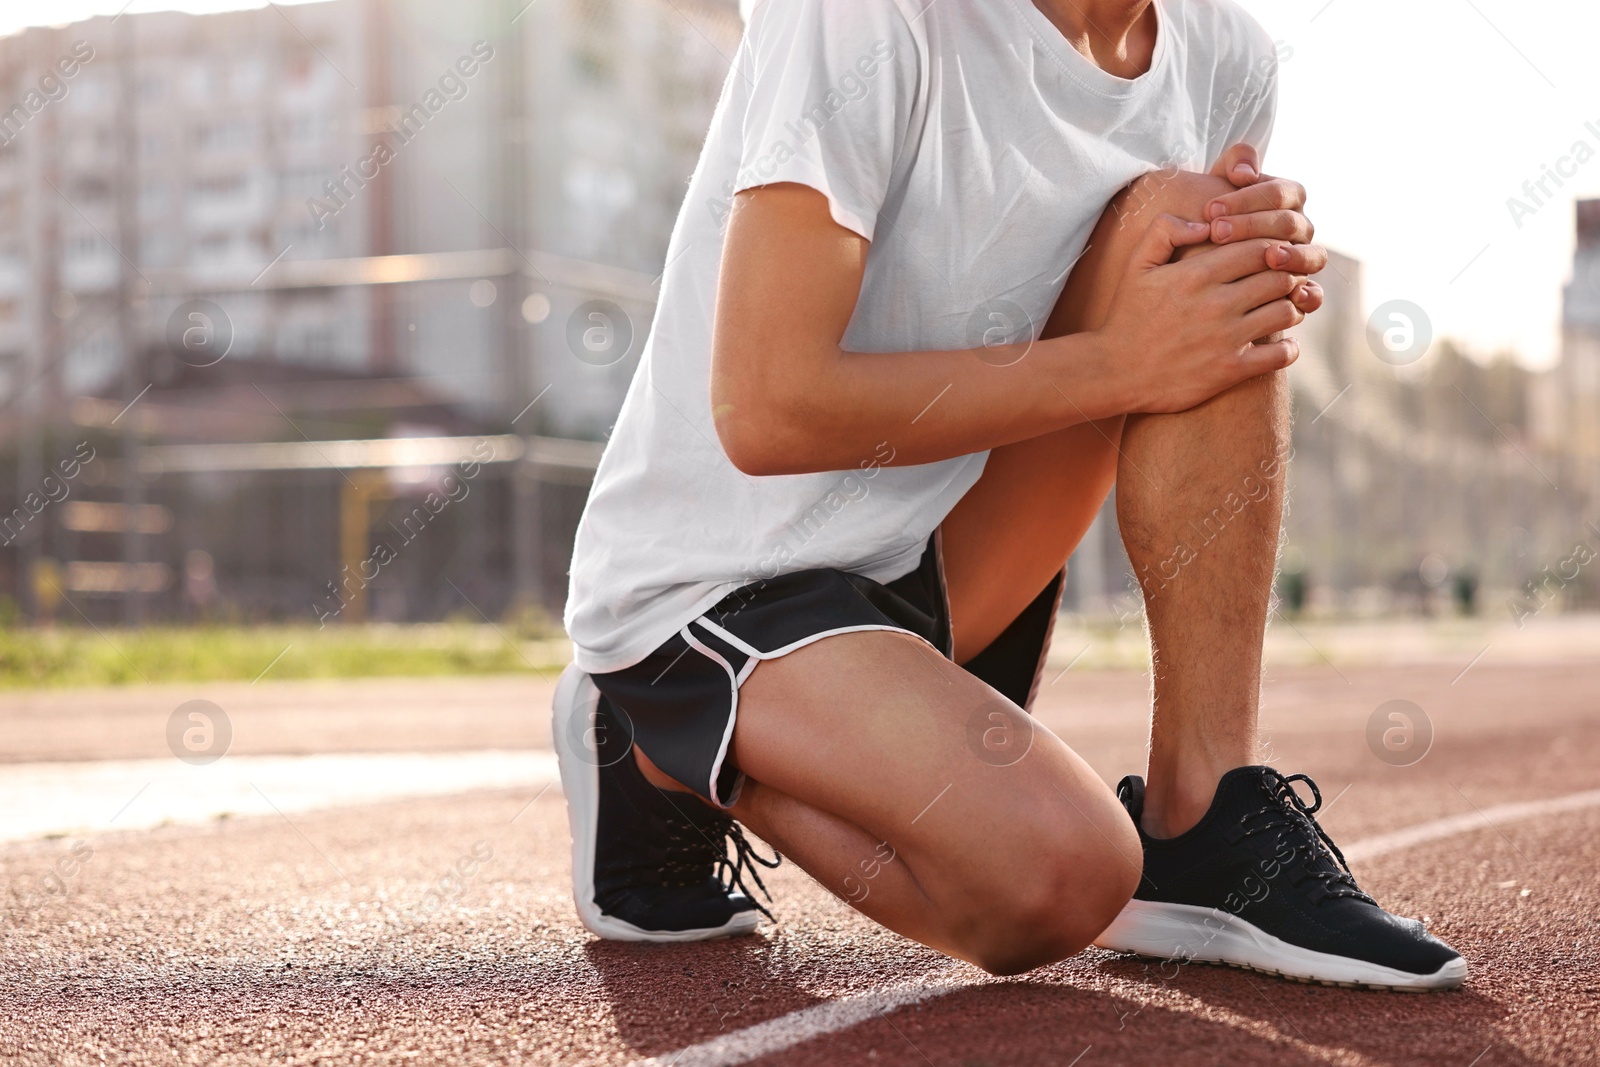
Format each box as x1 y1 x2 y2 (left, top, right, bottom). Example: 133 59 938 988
0 0 322 36
5 0 1596 368
1232 0 1600 369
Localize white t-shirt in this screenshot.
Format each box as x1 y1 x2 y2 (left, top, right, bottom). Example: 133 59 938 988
566 0 1280 673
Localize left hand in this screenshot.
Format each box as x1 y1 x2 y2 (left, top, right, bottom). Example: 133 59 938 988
1209 143 1324 315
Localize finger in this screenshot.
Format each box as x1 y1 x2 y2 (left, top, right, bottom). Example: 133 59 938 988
1209 143 1260 187
1206 177 1307 220
1210 209 1314 246
1227 269 1305 313
1179 238 1284 284
1131 213 1211 272
1272 243 1328 275
1237 336 1300 374
1292 280 1325 314
1239 297 1305 341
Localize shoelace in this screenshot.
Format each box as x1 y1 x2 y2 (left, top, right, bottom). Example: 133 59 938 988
715 820 782 921
1238 770 1373 904
660 807 782 921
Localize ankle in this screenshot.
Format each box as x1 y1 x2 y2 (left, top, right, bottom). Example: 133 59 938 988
1141 759 1249 839
1143 722 1258 837
1140 780 1213 839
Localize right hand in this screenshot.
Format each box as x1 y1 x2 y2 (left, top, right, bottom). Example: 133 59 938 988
1098 213 1305 414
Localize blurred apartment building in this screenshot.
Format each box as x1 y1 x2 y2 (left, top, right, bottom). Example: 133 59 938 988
0 0 1594 626
1537 199 1600 484
0 0 742 622
0 0 739 417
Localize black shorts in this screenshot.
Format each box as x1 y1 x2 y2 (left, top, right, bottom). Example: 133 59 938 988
588 533 1063 808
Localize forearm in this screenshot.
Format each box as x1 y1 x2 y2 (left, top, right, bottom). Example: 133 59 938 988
712 330 1125 476
708 178 1316 479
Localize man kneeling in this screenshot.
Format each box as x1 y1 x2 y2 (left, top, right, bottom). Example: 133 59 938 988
553 0 1465 991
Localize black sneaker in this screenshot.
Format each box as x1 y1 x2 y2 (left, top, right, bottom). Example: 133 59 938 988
553 665 779 941
1095 766 1467 991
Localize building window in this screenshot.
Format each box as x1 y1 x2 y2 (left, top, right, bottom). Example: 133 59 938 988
194 118 260 151
193 174 248 199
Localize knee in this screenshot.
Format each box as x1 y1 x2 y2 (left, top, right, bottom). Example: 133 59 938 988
949 806 1142 976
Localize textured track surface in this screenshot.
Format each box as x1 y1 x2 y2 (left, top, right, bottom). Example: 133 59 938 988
2 657 1597 1066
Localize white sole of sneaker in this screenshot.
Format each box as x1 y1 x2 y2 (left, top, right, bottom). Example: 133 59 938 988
1094 899 1468 992
552 664 762 943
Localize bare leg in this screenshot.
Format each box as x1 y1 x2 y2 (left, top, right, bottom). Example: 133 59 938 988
1117 376 1288 836
725 631 1140 976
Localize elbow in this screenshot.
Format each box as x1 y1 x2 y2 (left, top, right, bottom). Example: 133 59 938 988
711 343 829 475
714 403 796 477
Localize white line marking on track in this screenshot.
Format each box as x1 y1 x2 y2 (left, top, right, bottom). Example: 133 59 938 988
1341 787 1600 864
628 786 1600 1067
626 981 966 1067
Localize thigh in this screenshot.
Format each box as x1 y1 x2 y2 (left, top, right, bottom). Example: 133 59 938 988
729 629 1137 922
940 418 1122 664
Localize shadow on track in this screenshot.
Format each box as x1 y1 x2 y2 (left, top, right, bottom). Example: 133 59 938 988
584 935 828 1059
1094 953 1533 1067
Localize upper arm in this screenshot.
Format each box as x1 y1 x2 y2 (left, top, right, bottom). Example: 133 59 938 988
711 183 869 474
710 0 923 472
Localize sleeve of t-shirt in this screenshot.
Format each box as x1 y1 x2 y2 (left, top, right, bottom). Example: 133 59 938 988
1228 64 1277 164
733 0 924 242
1209 30 1279 168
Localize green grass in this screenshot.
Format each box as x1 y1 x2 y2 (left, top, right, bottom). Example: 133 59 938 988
0 623 571 690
